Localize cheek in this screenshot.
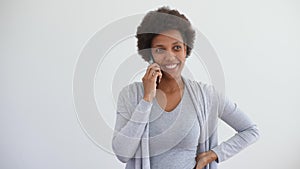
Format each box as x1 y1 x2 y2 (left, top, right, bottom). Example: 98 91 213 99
151 53 162 63
179 51 187 60
152 56 164 64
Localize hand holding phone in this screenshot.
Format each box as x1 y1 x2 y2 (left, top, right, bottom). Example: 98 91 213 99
148 56 161 88
142 57 162 102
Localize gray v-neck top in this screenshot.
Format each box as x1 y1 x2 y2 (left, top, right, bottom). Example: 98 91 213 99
149 86 200 169
112 77 260 169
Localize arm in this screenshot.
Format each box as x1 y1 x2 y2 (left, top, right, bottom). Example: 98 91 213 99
211 95 260 162
112 87 152 163
112 63 161 163
195 84 260 168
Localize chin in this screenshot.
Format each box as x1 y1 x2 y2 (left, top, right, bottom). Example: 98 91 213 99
162 71 181 79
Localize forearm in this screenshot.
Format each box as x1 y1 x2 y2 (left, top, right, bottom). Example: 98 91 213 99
112 99 152 162
112 121 148 162
213 94 260 162
211 124 260 162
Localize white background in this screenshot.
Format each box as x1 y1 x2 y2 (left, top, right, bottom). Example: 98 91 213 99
1 0 300 169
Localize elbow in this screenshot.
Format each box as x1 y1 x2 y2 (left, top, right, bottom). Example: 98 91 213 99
115 155 130 163
243 124 261 144
251 125 261 142
112 137 131 163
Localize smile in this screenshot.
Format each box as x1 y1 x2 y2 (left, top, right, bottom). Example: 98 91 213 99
164 63 179 69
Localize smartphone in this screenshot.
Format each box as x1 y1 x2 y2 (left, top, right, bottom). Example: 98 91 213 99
149 55 160 88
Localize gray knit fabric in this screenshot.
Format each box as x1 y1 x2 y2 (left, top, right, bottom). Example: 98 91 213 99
149 85 200 169
112 76 260 169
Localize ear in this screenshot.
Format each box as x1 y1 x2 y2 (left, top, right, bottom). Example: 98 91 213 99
184 44 188 57
184 44 187 51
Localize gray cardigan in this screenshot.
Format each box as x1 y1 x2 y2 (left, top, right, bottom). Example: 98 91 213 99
112 76 260 169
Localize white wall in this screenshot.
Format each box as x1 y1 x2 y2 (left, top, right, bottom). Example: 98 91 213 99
1 0 300 168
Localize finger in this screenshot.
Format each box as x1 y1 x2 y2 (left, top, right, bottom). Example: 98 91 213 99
157 71 162 83
149 67 162 82
151 67 161 73
196 163 204 169
147 67 161 79
149 70 159 79
149 69 162 80
152 70 163 83
146 64 160 78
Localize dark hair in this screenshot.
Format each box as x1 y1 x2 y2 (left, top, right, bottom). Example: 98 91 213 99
136 6 196 62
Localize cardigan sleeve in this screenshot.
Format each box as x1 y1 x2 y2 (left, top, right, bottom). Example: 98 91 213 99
112 84 152 163
204 85 260 162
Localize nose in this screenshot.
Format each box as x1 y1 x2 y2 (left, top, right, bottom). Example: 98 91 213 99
164 49 177 60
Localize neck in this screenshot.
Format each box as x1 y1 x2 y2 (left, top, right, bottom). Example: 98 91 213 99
157 74 184 93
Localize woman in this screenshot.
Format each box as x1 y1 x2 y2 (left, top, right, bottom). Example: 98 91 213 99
112 6 260 169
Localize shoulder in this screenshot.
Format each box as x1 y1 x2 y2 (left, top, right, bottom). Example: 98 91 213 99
119 81 143 94
118 81 144 104
183 77 224 107
183 77 217 95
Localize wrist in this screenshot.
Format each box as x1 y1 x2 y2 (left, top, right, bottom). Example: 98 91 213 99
143 96 152 102
207 150 218 162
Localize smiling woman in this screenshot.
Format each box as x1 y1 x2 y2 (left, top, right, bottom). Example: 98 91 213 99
111 6 260 169
150 29 186 80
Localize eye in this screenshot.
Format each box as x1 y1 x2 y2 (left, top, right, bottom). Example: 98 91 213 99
155 48 165 53
174 45 182 51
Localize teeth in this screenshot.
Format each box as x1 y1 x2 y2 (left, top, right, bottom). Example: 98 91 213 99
165 64 177 69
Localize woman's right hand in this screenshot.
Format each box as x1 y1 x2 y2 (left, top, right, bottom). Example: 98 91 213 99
142 63 162 102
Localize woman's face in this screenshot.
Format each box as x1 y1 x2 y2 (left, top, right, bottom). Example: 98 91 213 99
151 29 187 79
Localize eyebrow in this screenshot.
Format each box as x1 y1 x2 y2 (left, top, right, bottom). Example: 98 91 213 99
152 41 182 47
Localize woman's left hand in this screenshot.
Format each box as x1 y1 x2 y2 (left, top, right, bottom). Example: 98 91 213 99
195 150 218 169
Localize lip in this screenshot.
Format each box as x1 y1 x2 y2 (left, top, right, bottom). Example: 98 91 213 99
162 63 180 66
163 63 180 70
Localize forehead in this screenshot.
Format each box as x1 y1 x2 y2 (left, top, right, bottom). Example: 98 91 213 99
151 30 184 46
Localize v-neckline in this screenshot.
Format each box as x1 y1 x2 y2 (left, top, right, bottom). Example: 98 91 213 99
154 84 186 113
